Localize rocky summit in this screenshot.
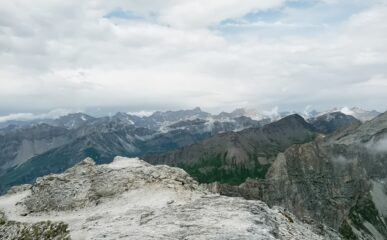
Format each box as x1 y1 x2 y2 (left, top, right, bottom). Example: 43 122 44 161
0 156 340 239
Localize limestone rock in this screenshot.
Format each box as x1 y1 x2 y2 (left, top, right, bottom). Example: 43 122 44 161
0 156 340 239
0 210 70 240
23 156 201 212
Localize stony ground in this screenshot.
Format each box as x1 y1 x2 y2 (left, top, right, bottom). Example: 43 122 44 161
0 157 340 239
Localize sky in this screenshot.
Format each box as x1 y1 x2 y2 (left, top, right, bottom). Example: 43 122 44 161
0 0 387 118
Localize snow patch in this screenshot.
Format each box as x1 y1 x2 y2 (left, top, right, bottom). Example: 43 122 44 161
340 107 355 116
366 136 387 153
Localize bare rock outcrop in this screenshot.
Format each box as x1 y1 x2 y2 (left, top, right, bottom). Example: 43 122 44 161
0 210 70 240
0 156 340 239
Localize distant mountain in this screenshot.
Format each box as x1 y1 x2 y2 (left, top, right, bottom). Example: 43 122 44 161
144 114 316 185
216 108 269 121
0 124 75 169
49 113 96 129
0 106 382 194
317 107 380 122
310 112 361 134
0 108 265 194
150 107 211 123
0 113 96 132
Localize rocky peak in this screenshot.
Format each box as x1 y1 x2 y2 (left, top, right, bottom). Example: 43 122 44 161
53 113 96 129
264 114 312 130
318 107 381 122
0 156 341 239
149 107 211 123
23 156 201 212
335 111 387 145
311 112 361 134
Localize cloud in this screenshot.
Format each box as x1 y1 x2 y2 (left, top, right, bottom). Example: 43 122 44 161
367 136 387 153
127 111 154 117
157 0 284 28
0 0 386 114
331 155 352 165
0 109 77 123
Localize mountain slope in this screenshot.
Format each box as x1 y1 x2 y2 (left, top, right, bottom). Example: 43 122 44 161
0 121 251 193
209 111 387 240
0 124 75 169
0 108 267 194
145 114 317 185
310 112 361 134
317 107 381 122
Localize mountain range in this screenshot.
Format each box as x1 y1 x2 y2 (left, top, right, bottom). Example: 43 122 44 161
205 112 387 240
0 106 385 239
0 107 375 193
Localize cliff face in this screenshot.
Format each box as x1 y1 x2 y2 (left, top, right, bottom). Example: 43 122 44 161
0 157 340 240
208 112 387 240
248 142 369 228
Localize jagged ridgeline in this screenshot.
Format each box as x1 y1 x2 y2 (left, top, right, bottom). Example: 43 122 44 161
0 109 360 194
198 112 387 240
1 107 386 239
145 114 318 185
0 108 269 194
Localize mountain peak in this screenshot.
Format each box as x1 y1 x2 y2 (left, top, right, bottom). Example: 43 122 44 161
311 112 360 134
192 107 202 112
317 106 381 122
276 113 307 125
263 114 315 133
113 112 129 118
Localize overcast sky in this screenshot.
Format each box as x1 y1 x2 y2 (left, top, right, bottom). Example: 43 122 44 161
0 0 386 117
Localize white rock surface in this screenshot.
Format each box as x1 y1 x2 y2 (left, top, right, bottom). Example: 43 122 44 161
0 157 340 239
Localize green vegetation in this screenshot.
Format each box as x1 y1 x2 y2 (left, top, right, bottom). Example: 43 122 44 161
0 211 6 226
19 221 70 240
178 152 270 185
0 218 70 239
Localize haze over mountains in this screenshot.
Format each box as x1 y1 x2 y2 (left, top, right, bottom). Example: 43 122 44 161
0 106 380 192
1 0 387 238
0 105 386 239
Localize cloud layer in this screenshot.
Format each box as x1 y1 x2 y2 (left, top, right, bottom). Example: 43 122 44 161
0 0 386 115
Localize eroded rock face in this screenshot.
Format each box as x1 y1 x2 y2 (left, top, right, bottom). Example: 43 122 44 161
250 142 370 229
208 112 387 240
24 157 201 212
0 157 340 239
208 142 370 229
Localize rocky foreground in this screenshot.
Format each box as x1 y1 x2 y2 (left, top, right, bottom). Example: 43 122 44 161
0 156 340 239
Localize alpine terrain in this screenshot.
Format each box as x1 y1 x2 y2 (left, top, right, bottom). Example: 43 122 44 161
0 157 340 239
